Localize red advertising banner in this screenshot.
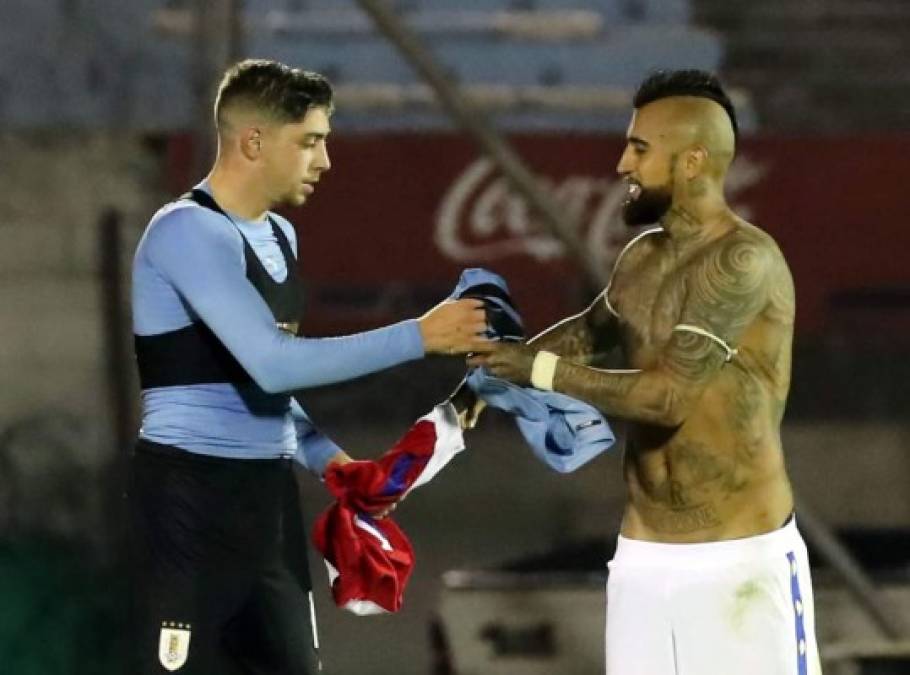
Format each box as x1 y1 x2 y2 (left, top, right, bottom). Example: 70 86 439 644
168 134 910 338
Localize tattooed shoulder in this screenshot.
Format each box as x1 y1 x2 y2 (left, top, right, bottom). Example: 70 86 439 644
682 231 776 339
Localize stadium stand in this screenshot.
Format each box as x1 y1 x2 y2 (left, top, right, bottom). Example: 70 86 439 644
694 0 910 131
1 0 748 132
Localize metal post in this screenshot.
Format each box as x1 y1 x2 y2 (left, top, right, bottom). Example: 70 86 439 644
99 209 134 455
796 497 907 639
98 208 135 566
355 0 607 291
191 0 244 179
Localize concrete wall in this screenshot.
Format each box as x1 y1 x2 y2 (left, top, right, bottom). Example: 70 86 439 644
0 132 159 440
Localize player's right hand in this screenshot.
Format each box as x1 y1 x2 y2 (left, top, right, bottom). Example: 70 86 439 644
418 299 492 355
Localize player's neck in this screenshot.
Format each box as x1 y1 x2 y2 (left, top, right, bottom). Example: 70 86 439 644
206 163 271 221
661 194 733 249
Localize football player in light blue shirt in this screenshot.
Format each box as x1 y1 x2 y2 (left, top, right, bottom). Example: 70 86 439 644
129 59 490 675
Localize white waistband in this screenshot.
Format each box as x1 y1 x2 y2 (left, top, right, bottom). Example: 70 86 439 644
612 516 802 567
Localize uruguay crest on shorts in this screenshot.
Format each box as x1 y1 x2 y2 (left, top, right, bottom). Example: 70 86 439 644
158 621 191 671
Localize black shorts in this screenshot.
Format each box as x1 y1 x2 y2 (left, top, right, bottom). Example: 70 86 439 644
128 440 319 675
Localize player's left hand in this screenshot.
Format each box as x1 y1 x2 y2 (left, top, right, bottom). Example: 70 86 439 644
467 342 536 386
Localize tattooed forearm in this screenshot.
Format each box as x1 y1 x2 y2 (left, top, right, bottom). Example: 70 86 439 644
553 360 691 427
529 294 619 365
529 313 597 363
544 235 785 428
549 270 739 426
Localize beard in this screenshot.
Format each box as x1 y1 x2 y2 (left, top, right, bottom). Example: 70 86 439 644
622 183 673 226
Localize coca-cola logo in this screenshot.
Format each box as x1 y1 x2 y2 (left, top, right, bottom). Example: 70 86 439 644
435 155 766 267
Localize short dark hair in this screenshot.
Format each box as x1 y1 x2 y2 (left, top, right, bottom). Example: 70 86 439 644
214 59 334 129
633 69 738 139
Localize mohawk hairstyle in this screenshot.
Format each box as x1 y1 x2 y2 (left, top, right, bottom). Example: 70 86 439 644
214 59 334 130
633 70 738 139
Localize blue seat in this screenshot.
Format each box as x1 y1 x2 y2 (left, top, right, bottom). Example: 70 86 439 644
429 28 721 87
253 19 720 85
249 38 415 84
131 47 195 130
0 0 717 132
394 0 690 24
561 26 721 85
531 0 691 25
283 0 407 11
333 107 635 133
389 0 530 10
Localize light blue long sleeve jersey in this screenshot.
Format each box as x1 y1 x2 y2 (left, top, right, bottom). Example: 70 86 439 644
132 182 425 474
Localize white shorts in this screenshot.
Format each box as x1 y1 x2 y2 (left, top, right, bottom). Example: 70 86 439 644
606 517 822 675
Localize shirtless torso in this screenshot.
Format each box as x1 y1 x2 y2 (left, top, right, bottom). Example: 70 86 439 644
529 213 796 543
609 217 795 542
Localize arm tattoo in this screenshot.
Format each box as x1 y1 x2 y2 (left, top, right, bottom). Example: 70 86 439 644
528 313 595 363
765 256 796 327
682 238 772 340
554 361 689 426
528 292 619 365
662 236 772 391
550 236 776 426
531 231 654 364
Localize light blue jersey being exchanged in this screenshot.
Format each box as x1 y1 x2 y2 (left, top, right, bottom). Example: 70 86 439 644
132 182 424 474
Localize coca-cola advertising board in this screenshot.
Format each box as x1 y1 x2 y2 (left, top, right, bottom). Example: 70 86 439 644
167 134 910 338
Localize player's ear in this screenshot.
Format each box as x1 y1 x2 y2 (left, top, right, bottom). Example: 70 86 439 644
684 146 709 179
239 127 263 161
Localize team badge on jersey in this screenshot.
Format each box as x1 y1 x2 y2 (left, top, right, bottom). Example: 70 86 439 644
158 621 191 671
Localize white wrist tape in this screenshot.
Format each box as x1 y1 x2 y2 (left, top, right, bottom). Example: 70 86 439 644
530 351 560 391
